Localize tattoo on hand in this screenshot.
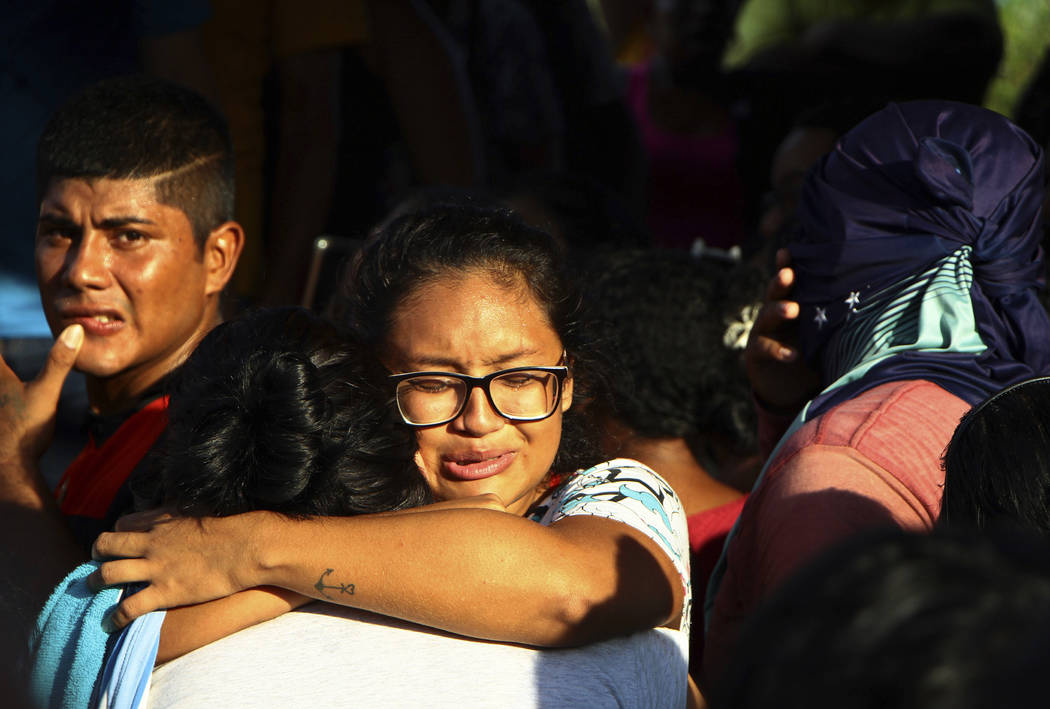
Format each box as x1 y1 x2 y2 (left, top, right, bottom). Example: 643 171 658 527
314 568 355 600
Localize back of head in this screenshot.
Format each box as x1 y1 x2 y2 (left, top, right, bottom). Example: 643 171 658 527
787 100 1050 415
941 377 1050 536
153 307 430 517
342 196 607 471
715 529 1050 709
36 75 234 247
585 249 759 451
794 101 1045 301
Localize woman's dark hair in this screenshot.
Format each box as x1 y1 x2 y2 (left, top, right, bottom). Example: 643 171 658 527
341 198 607 473
147 307 431 518
940 377 1050 536
584 249 760 453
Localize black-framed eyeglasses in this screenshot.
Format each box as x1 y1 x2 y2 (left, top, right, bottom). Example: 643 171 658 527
389 363 569 427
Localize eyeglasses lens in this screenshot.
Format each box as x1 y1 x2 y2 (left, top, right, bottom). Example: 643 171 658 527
395 376 464 425
395 370 559 425
490 370 559 419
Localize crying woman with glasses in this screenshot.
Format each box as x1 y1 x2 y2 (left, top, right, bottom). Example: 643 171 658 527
91 202 697 704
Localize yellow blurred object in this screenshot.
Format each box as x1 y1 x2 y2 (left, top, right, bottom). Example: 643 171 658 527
616 23 655 66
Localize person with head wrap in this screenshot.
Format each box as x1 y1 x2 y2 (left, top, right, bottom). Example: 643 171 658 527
701 100 1050 689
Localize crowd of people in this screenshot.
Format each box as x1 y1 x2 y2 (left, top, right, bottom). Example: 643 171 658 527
4 1 1050 707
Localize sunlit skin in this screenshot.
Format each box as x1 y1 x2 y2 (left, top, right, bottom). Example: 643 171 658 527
383 271 573 517
35 177 240 415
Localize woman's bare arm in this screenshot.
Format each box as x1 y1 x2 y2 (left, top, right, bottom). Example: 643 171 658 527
93 505 683 648
150 494 514 659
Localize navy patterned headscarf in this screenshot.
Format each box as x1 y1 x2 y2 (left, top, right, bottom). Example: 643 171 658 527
791 100 1050 419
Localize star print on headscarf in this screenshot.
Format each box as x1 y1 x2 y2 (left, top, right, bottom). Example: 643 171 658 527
845 291 861 313
814 306 828 328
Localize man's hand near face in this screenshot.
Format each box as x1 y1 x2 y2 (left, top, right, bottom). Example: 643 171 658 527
0 324 89 611
1 325 83 474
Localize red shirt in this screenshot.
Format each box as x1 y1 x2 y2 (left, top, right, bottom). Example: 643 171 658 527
688 495 748 677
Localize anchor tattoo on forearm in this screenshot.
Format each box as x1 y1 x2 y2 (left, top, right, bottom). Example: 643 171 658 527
314 568 355 600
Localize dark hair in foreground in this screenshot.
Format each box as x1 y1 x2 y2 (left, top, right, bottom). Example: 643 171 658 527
151 307 431 517
940 377 1050 536
342 199 607 472
36 75 234 247
713 528 1050 709
585 249 760 451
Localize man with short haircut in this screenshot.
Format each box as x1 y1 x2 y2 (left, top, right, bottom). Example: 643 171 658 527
0 76 243 653
33 76 244 548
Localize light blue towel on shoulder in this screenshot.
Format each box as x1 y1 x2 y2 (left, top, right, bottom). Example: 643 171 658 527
29 562 165 709
29 561 119 709
97 610 166 709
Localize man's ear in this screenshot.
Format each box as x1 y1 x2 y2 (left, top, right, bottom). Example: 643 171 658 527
203 221 245 296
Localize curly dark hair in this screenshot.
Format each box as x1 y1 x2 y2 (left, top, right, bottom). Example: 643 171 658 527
148 307 431 518
585 249 760 451
339 198 609 473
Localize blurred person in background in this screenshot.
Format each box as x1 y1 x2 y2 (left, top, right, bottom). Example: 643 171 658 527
585 248 763 677
704 99 1050 686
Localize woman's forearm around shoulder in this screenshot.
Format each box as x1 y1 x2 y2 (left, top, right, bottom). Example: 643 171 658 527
94 505 683 646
